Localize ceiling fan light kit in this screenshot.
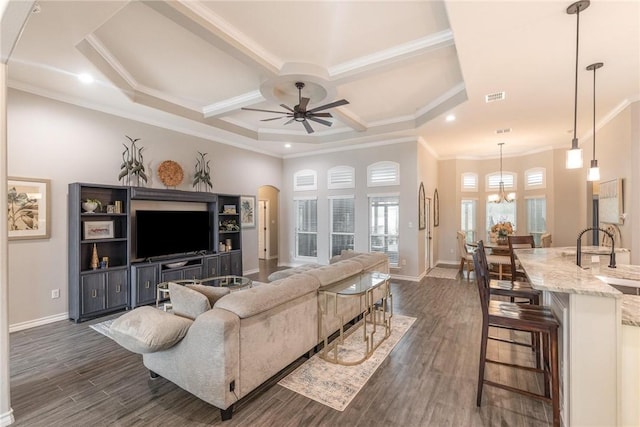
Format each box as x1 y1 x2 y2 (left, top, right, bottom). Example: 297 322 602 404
242 81 349 134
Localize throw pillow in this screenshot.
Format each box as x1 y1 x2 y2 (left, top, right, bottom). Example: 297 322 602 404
186 284 230 306
169 282 211 320
109 306 193 354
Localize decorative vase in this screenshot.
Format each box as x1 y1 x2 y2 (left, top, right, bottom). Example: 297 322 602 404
82 202 98 213
90 244 99 270
497 235 508 245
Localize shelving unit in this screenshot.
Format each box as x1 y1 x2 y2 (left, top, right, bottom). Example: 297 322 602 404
69 183 130 322
69 183 244 318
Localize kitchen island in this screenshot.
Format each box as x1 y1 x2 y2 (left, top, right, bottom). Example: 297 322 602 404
516 247 639 427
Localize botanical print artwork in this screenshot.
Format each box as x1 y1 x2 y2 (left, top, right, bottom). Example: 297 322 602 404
241 196 255 228
8 184 40 232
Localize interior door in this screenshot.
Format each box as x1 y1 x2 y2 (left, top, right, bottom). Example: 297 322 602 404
425 198 432 272
258 200 268 259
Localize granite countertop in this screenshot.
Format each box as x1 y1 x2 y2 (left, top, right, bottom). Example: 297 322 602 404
515 247 640 327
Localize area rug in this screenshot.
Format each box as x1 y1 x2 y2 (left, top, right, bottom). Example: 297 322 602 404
278 313 416 411
89 319 114 339
425 267 459 280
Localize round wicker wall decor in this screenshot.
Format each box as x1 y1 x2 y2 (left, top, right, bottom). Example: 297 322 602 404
157 160 184 187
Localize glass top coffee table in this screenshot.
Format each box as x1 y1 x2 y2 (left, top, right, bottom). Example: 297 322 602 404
200 275 252 290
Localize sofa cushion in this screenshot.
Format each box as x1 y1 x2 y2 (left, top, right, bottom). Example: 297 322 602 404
186 284 230 306
170 282 211 320
214 274 320 318
109 306 193 354
329 249 361 264
267 263 323 282
302 260 363 287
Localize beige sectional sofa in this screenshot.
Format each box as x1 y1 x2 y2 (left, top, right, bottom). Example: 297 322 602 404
109 251 388 421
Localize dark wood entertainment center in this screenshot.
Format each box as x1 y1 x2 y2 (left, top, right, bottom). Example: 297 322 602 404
68 183 243 322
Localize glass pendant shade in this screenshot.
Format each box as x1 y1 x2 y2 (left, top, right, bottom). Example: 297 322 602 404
566 142 583 169
490 143 515 203
587 159 600 181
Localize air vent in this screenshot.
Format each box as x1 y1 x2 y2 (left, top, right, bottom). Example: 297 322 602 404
485 91 506 103
496 128 512 134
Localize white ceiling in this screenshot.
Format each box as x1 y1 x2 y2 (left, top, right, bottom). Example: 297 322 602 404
4 0 640 159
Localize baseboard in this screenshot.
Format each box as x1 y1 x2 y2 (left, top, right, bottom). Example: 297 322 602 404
436 260 459 267
0 408 14 426
390 273 421 282
9 312 69 333
243 268 259 276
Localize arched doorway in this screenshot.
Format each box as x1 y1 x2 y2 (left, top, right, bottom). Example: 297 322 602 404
257 185 280 265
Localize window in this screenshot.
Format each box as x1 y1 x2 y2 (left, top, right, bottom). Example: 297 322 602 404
328 166 355 189
293 169 317 191
527 197 547 246
461 199 477 243
295 198 317 258
486 199 516 239
369 195 399 266
525 167 546 189
367 161 400 187
329 196 355 257
486 171 516 191
461 173 478 192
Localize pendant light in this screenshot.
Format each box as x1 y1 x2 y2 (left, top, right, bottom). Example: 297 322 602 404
489 143 515 204
565 0 590 169
586 62 603 181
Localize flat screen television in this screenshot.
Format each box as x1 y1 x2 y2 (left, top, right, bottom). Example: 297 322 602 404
136 210 211 259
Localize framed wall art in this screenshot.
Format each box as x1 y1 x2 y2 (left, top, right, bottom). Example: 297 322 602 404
241 195 256 228
84 220 115 240
8 177 51 240
418 182 426 230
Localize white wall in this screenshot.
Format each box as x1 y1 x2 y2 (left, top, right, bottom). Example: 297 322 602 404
7 89 282 326
281 140 424 279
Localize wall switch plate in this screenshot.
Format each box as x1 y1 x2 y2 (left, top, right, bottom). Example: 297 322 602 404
51 289 60 299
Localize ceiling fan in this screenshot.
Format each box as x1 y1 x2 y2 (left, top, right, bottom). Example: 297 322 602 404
242 82 349 134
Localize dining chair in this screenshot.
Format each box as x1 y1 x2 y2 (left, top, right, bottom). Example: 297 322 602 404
472 241 560 427
457 231 474 281
541 233 552 248
508 235 536 282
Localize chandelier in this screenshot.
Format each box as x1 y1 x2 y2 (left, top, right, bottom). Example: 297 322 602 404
488 143 515 203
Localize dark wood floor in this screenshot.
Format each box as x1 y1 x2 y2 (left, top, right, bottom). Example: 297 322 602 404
9 264 552 426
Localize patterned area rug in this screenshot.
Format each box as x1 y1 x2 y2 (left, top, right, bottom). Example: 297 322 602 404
278 314 416 411
89 319 114 339
425 267 459 280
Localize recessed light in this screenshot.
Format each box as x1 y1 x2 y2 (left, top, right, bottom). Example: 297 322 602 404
78 73 94 84
284 143 292 148
445 114 456 122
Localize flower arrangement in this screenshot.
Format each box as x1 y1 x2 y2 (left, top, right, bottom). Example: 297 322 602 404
491 221 513 237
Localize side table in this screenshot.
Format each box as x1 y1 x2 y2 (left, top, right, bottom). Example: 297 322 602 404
318 271 392 365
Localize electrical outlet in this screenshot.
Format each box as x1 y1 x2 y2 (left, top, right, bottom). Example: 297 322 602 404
51 289 60 299
449 249 454 254
401 259 407 266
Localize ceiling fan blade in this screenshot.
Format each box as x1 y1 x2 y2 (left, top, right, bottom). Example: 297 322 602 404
306 116 333 127
280 104 294 113
307 99 349 113
308 112 332 118
284 118 295 125
260 117 286 122
302 119 314 134
298 97 310 111
241 107 289 114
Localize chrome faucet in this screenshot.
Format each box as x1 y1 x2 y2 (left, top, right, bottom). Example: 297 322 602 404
576 227 616 268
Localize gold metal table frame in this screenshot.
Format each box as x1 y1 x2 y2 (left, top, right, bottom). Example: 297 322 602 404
318 272 392 365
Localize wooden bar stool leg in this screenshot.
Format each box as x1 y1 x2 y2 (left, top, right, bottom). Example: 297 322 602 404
542 331 550 398
477 321 489 406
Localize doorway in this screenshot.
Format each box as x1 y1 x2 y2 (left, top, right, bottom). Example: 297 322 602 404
257 185 279 264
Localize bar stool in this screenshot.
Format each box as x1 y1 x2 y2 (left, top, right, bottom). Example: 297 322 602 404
473 241 560 427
